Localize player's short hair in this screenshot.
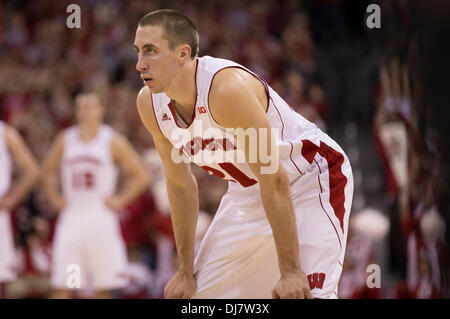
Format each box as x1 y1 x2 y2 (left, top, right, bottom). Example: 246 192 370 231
138 9 199 59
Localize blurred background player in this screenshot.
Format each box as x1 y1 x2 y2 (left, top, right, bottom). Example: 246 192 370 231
41 92 150 299
0 121 39 298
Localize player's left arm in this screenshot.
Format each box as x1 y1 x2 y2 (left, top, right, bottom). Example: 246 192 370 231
0 125 39 211
209 68 312 299
107 133 151 211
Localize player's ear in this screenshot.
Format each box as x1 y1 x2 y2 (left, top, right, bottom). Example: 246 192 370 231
178 44 192 64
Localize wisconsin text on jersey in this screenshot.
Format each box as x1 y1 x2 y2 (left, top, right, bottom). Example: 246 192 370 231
151 56 334 192
169 118 280 175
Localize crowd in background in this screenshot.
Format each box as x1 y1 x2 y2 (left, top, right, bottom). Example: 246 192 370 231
0 0 448 298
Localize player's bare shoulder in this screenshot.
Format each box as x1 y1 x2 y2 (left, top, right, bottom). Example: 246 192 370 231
210 68 249 97
136 86 158 132
208 68 249 121
209 68 268 126
212 67 266 95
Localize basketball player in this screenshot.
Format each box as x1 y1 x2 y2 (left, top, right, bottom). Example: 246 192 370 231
41 93 150 299
0 121 39 298
134 10 354 299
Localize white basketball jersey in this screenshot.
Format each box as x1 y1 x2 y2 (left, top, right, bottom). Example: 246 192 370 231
0 121 12 199
60 125 118 210
151 56 324 195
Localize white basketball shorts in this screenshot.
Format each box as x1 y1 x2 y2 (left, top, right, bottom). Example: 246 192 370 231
0 210 17 283
51 206 128 291
192 137 354 299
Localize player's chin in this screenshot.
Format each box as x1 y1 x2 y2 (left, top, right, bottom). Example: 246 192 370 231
147 83 163 93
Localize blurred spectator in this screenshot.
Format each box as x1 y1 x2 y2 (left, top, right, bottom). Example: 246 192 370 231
339 208 389 299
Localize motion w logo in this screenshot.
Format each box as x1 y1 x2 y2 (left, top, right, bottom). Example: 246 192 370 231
307 273 326 289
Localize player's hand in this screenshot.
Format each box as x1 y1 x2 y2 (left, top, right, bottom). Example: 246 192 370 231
164 270 196 299
0 195 16 211
104 196 124 212
272 270 313 299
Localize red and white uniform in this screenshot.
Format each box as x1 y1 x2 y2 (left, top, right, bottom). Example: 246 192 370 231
151 56 354 298
0 121 17 283
51 125 128 291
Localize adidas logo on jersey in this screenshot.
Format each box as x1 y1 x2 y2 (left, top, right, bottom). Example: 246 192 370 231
162 113 171 121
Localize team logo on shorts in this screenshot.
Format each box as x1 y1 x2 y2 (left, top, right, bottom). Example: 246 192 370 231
307 272 326 289
162 113 171 121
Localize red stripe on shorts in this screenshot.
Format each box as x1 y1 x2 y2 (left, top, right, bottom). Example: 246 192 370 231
301 140 347 233
315 159 342 249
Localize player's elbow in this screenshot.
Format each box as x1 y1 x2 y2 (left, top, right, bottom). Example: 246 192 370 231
259 165 290 194
167 173 197 194
274 169 290 193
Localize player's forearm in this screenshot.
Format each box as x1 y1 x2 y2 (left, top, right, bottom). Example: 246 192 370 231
42 171 61 199
260 172 301 276
116 171 150 207
166 175 199 275
5 168 39 206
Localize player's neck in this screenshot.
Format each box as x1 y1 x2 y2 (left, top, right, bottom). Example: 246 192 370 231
165 58 198 113
78 123 101 142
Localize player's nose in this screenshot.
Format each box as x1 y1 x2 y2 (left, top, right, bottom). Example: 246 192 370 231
136 55 148 72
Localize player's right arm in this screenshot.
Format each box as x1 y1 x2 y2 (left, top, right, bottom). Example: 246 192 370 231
136 87 198 299
0 125 39 211
41 132 66 212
